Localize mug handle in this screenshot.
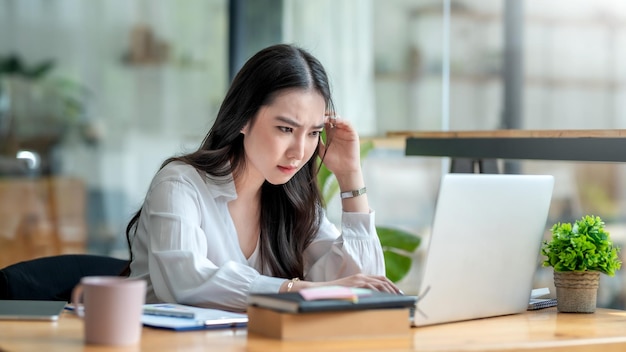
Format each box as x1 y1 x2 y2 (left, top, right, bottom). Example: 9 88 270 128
71 283 85 318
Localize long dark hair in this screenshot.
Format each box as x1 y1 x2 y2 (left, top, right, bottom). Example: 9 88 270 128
124 44 335 279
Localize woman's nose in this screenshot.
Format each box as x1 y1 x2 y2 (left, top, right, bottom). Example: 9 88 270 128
287 136 306 160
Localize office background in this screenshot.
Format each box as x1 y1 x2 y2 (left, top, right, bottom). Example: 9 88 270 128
1 0 626 307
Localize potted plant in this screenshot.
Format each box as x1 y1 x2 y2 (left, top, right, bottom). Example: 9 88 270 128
541 215 621 313
1 54 95 175
318 139 421 283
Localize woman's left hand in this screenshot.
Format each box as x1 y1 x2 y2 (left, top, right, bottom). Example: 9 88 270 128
318 115 362 177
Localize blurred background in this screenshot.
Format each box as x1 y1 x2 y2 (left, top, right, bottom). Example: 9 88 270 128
1 0 626 308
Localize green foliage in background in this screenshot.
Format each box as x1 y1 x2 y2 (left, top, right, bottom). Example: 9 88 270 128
0 55 94 143
0 55 55 79
541 215 622 276
318 139 421 282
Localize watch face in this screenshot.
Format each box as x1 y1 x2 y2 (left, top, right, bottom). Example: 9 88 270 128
340 187 366 199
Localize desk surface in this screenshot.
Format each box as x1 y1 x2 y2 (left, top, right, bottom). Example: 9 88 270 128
2 308 626 351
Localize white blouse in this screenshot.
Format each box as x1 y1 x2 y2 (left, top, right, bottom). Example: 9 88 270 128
128 161 385 311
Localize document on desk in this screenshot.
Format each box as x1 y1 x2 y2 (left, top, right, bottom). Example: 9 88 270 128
141 304 247 331
527 287 557 310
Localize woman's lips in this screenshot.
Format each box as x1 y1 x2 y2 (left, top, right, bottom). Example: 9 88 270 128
278 165 298 174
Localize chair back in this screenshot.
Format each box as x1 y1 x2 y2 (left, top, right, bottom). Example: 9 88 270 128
0 254 128 301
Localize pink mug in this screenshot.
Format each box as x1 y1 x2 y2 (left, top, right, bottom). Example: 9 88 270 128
72 276 146 346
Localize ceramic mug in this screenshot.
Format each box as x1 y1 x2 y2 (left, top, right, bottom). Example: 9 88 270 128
72 276 146 346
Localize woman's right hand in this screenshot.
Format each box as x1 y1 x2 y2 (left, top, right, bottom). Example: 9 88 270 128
289 273 401 294
323 273 402 294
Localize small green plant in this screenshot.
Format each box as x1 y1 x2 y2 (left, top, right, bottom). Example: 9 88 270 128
541 215 622 276
0 54 94 147
318 139 421 282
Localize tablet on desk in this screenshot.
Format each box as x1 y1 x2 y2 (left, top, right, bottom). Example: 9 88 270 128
0 300 67 321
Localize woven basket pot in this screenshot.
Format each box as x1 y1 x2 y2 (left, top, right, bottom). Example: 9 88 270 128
553 271 600 313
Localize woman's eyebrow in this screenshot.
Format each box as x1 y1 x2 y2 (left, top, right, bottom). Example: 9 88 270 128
275 116 301 128
276 116 324 129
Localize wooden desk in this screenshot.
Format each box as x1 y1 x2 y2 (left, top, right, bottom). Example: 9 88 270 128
3 308 626 351
388 129 626 173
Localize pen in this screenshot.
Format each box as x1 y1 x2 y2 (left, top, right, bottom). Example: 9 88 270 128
143 307 195 319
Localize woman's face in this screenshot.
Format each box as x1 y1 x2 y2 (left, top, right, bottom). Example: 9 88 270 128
241 89 326 186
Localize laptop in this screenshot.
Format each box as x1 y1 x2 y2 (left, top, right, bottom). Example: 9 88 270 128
412 173 554 327
0 300 67 321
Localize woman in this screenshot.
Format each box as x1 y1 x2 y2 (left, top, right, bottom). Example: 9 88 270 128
125 44 399 311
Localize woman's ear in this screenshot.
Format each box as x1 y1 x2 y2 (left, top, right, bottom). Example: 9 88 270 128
241 122 249 135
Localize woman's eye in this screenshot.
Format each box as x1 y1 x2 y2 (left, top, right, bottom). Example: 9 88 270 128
310 131 321 137
279 126 293 133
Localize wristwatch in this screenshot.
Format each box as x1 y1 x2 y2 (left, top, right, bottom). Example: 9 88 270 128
340 187 367 199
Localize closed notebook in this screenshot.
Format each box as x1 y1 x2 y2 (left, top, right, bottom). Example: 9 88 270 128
248 288 416 313
527 298 558 310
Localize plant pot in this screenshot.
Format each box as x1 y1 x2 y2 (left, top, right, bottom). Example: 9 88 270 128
553 271 600 313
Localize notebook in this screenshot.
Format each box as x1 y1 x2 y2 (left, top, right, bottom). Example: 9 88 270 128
248 287 417 313
0 300 67 321
141 303 248 331
412 173 554 327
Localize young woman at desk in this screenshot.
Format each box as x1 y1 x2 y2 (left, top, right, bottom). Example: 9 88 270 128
124 44 399 312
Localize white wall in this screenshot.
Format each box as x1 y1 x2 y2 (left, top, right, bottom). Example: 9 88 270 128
283 0 377 136
374 0 626 132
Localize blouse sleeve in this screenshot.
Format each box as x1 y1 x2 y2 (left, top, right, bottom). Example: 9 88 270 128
139 177 284 312
302 210 386 281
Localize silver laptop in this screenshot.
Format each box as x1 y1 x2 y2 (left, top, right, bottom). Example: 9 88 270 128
412 173 554 327
0 300 67 321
